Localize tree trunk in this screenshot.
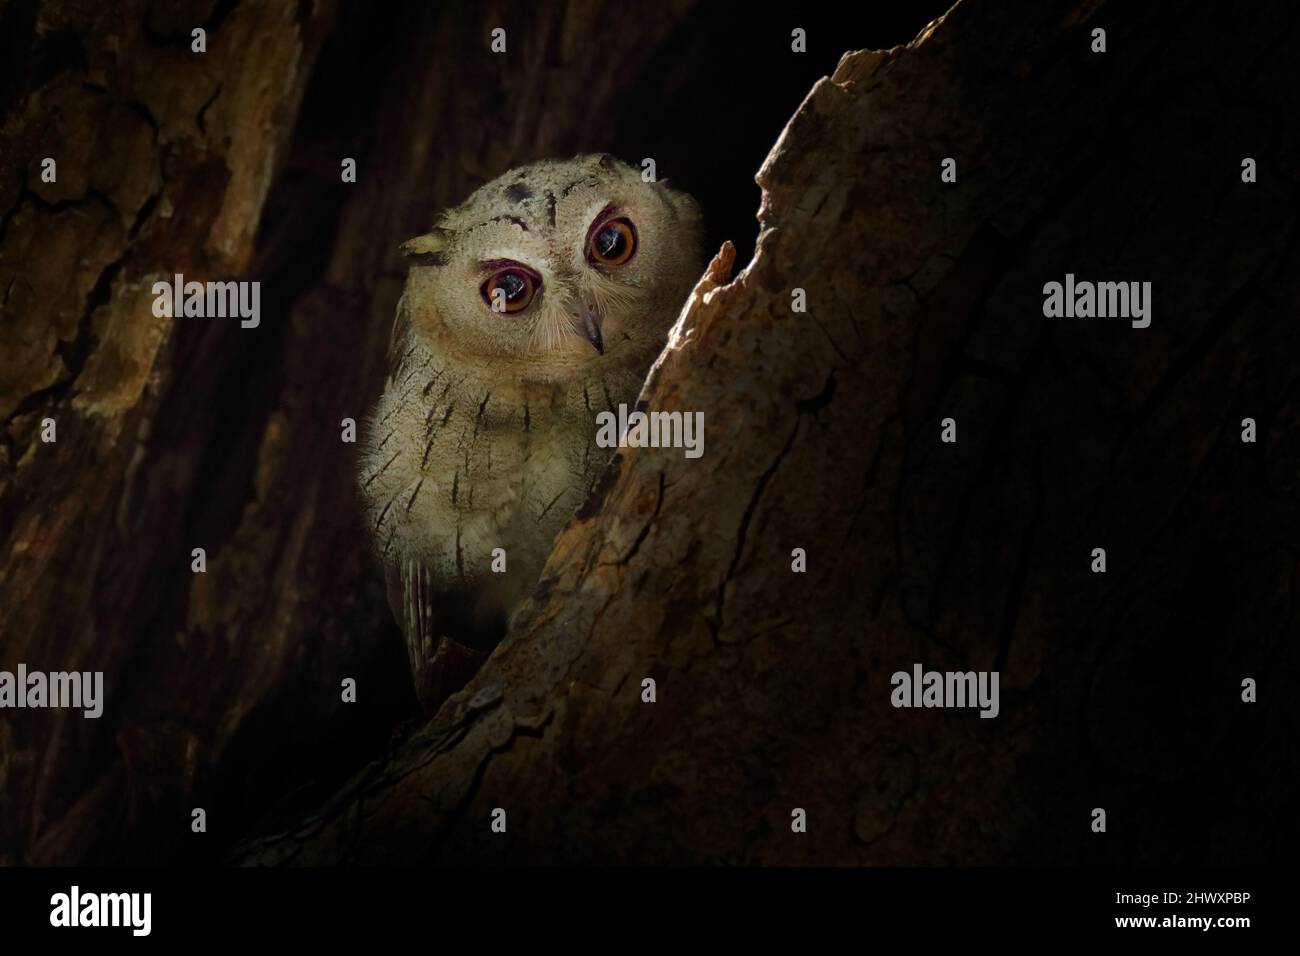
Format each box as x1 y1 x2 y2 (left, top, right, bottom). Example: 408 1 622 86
235 0 1300 865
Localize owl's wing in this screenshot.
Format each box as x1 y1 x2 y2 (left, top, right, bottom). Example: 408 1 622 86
377 294 497 712
384 557 488 715
384 291 415 390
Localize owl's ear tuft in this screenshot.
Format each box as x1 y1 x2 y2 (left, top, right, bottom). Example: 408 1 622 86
400 229 451 266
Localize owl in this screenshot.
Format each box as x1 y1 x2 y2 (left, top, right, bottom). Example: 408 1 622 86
360 154 704 713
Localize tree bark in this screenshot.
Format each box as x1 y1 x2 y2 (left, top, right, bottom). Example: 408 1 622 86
1 0 343 864
235 0 1300 865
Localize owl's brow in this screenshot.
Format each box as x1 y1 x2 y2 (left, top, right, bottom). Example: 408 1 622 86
479 258 540 275
465 214 530 234
588 203 617 231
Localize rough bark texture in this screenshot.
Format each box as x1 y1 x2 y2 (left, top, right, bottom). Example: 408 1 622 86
0 0 344 864
235 0 1300 865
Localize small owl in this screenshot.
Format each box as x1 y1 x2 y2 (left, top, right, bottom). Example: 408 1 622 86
360 154 704 712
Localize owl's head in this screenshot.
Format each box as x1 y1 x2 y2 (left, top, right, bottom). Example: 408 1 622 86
399 154 704 385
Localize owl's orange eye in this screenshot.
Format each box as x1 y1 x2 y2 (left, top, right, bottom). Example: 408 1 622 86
587 216 636 266
481 266 539 313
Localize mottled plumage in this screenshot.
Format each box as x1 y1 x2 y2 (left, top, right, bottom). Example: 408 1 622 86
360 154 703 711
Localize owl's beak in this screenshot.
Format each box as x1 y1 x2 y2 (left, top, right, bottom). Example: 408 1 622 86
569 302 604 355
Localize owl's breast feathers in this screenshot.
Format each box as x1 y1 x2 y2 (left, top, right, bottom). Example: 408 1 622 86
362 340 621 581
361 333 638 711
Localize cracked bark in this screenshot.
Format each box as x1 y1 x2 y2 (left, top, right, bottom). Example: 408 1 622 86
1 0 340 864
234 1 1300 864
